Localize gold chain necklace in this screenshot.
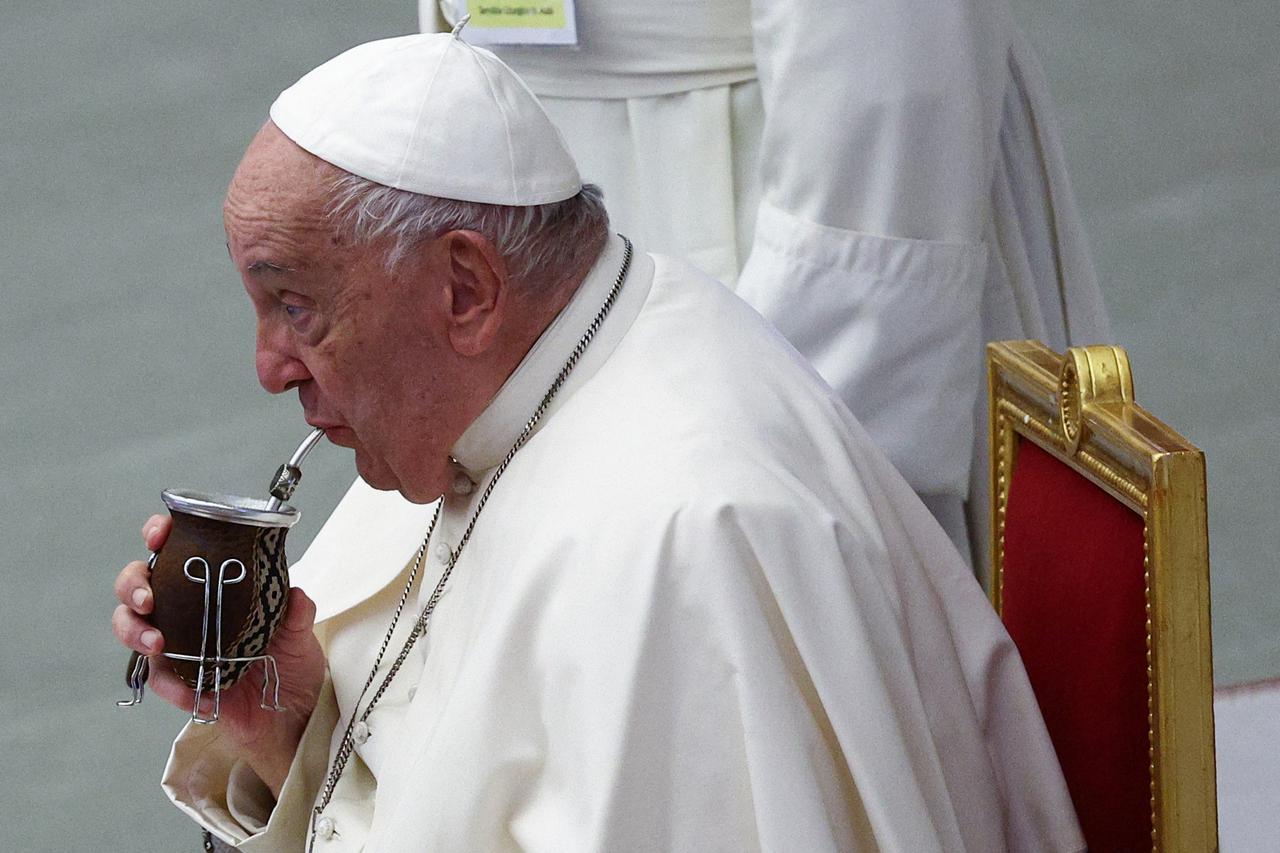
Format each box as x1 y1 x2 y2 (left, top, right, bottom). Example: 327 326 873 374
307 236 633 850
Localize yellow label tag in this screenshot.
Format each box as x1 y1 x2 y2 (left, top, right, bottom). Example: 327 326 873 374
462 0 577 45
469 2 565 29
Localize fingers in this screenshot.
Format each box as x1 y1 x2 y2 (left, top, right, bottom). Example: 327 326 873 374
115 514 169 621
142 514 172 552
112 603 164 655
146 665 199 710
114 559 154 614
146 666 221 720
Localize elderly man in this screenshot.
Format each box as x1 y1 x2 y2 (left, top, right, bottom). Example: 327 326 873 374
112 31 1081 852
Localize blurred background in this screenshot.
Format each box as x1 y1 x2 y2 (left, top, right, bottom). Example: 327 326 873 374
1 1 1274 849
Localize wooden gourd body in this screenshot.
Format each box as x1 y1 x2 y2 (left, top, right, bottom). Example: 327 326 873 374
150 509 290 689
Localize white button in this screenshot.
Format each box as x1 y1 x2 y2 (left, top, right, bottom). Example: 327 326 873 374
352 720 370 745
451 474 475 496
316 816 336 840
434 542 453 564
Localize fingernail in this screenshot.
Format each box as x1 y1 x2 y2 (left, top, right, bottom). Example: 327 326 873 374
132 588 149 608
141 629 160 650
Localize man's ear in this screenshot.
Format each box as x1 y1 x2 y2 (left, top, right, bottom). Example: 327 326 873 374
440 230 508 357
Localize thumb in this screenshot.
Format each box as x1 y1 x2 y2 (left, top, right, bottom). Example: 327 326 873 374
279 586 317 635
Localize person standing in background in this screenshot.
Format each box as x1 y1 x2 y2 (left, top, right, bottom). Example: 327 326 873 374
422 0 1112 573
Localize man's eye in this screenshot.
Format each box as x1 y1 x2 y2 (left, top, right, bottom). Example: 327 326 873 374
282 303 316 332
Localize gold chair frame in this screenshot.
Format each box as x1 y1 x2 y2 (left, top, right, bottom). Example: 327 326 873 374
987 340 1218 851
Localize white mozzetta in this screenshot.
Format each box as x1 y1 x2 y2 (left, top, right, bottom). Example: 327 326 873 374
164 237 1082 851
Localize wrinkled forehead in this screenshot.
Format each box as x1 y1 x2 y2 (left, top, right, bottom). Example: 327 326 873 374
223 122 339 235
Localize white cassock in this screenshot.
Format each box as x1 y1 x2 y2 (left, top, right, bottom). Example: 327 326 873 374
421 0 1113 570
162 237 1082 851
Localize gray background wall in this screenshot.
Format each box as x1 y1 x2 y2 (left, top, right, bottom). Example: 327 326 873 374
1 1 1274 849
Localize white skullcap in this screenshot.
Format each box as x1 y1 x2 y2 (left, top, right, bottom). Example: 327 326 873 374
269 31 582 206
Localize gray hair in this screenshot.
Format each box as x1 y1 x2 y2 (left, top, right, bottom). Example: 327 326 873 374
326 173 610 290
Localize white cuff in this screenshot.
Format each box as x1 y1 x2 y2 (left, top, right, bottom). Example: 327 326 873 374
162 677 340 852
226 760 272 835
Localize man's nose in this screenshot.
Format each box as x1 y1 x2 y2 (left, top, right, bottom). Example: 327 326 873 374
255 327 311 394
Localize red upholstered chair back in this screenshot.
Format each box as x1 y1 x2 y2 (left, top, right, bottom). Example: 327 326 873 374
987 342 1218 853
1004 439 1151 849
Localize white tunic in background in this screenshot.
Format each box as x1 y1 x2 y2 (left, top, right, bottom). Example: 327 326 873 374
163 237 1082 851
424 0 1113 570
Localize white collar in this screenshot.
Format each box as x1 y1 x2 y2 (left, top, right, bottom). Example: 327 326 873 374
449 234 653 480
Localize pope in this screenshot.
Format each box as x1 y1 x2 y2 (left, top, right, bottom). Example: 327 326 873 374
112 29 1083 852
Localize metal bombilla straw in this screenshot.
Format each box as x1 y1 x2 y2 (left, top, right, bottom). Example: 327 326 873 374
267 426 326 511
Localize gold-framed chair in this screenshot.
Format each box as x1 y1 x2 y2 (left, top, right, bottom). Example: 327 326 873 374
987 340 1218 851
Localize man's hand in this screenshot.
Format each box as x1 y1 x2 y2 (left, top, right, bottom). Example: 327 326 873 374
112 514 327 798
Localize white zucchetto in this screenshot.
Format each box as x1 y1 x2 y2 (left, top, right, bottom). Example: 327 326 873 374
269 31 582 206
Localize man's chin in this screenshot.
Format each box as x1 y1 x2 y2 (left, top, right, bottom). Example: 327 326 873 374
358 463 448 505
354 452 400 492
360 475 444 505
